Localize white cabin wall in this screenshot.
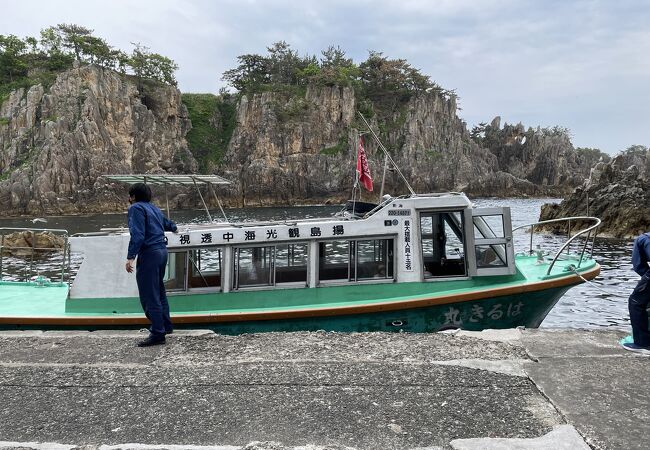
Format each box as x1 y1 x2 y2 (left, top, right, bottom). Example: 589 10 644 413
222 246 233 293
69 234 139 298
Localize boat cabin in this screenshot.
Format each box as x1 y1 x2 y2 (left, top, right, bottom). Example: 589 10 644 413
68 192 516 300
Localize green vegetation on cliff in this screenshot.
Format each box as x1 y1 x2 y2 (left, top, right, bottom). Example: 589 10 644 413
182 93 236 171
220 42 456 152
0 24 178 104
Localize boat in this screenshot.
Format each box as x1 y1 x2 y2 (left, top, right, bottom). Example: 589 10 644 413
0 112 602 333
0 175 601 333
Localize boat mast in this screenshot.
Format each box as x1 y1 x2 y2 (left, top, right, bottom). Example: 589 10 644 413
357 112 416 196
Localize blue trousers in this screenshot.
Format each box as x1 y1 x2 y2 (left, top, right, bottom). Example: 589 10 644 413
136 247 173 337
628 273 650 347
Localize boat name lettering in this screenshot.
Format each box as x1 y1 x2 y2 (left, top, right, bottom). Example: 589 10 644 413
388 210 410 216
310 227 321 237
222 232 234 242
179 234 191 245
266 229 278 239
403 219 413 272
245 230 256 241
289 227 300 238
444 307 462 326
201 233 212 244
333 225 345 236
444 302 525 326
468 304 484 322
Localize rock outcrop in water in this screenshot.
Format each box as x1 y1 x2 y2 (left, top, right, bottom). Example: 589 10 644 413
539 146 650 238
0 65 196 215
0 65 605 215
0 230 65 256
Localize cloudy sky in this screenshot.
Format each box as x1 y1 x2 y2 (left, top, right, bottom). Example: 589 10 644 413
3 0 649 154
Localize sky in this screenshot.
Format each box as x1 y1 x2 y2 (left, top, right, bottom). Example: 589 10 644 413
2 0 649 154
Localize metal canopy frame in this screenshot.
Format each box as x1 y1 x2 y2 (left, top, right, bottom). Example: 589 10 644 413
102 174 231 222
103 174 231 186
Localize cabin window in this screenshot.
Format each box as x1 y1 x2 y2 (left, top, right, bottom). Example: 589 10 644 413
473 215 505 238
420 211 467 278
235 246 274 288
164 248 223 292
473 214 508 268
318 238 395 283
475 244 508 268
318 240 351 282
234 243 309 289
356 239 394 280
275 243 308 284
188 248 222 289
164 251 188 291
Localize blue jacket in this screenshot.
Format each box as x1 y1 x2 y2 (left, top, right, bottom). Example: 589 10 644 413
127 201 177 259
632 232 650 276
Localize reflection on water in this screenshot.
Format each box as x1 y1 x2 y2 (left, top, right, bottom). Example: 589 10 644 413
0 200 635 330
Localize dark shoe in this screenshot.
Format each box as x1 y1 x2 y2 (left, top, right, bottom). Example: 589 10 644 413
137 335 166 347
621 342 650 355
165 329 173 335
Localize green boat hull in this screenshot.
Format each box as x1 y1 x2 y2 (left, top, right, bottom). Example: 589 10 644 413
191 286 572 334
0 283 571 333
0 257 604 333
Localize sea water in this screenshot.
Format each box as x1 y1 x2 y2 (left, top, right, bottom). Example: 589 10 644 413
0 198 634 330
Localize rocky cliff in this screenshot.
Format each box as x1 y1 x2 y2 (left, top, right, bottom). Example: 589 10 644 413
219 86 498 206
462 119 608 197
0 65 196 215
0 65 602 216
539 146 650 238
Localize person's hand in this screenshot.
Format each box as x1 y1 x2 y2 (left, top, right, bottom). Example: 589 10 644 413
125 259 135 273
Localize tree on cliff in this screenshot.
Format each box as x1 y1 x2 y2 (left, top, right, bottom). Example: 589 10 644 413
0 25 179 103
129 43 178 86
222 42 441 102
0 35 29 83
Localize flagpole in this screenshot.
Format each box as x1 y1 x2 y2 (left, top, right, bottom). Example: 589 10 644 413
357 112 416 196
352 132 364 215
379 153 388 200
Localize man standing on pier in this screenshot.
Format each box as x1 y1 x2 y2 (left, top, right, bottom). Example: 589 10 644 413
126 183 177 347
622 232 650 354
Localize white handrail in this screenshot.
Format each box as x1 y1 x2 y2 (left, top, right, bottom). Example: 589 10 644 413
513 217 601 275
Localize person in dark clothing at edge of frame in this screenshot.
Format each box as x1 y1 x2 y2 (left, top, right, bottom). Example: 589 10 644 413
125 183 178 347
621 231 650 355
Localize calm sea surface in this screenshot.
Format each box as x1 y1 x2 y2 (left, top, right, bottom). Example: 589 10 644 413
0 198 635 330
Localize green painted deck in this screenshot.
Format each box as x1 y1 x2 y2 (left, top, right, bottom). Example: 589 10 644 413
0 255 596 319
0 282 69 317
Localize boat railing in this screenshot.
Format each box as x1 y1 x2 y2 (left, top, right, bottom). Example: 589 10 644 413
0 227 70 284
512 216 601 275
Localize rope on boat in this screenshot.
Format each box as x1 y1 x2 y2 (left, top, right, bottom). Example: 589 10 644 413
568 265 629 299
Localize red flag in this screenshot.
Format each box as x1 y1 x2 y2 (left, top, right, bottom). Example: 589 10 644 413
356 136 373 191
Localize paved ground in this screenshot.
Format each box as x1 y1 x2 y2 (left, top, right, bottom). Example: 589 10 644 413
0 328 645 450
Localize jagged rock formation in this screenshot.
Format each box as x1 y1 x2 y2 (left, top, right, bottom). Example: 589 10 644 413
0 65 603 215
539 147 650 238
0 65 196 215
464 121 609 197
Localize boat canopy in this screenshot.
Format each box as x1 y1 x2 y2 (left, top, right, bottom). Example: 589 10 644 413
103 174 231 222
102 174 231 186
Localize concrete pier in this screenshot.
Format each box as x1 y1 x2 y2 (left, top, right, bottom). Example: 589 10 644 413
0 328 646 450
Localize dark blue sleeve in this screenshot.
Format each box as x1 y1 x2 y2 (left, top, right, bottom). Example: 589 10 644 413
127 205 146 259
632 234 650 276
163 215 177 233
